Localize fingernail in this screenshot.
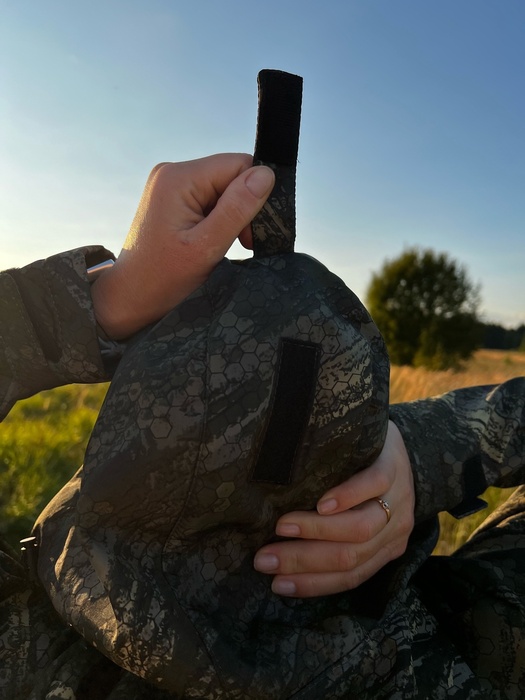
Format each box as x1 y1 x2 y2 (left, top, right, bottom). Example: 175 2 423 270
254 553 279 572
272 579 297 596
276 523 301 537
246 166 274 198
317 498 338 514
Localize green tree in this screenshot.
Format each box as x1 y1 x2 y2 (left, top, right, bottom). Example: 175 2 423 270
366 248 481 370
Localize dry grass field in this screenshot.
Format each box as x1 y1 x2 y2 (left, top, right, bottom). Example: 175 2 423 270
1 349 524 553
390 349 525 404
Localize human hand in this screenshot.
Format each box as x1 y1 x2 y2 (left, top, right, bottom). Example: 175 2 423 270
91 154 274 339
253 420 415 597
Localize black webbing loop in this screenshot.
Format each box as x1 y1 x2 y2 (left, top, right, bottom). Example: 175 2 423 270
252 70 303 258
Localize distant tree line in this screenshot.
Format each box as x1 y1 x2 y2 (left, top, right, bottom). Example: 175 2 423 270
480 323 525 351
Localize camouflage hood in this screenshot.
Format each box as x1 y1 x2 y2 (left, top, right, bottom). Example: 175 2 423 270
34 71 390 698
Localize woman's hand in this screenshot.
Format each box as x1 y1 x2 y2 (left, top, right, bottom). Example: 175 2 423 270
254 420 415 597
91 154 273 339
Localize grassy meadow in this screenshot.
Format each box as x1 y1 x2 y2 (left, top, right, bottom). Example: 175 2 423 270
1 349 524 554
0 383 108 546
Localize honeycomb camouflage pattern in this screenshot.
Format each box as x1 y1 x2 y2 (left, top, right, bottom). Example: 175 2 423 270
25 67 394 696
1 250 525 698
32 241 390 696
251 163 296 257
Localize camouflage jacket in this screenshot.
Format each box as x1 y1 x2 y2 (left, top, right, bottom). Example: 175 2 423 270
1 248 525 699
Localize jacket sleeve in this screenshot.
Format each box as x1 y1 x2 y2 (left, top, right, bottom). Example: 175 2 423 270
390 377 525 523
0 246 115 421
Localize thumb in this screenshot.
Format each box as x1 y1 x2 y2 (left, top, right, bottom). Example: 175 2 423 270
197 165 275 258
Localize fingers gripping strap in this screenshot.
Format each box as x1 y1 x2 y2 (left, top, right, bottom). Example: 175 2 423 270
252 70 303 257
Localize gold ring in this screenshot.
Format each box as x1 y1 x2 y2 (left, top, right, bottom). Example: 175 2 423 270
376 498 391 524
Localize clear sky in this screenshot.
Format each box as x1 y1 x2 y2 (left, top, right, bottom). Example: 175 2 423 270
1 0 524 327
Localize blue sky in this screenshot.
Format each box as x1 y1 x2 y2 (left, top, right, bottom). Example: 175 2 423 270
1 0 524 327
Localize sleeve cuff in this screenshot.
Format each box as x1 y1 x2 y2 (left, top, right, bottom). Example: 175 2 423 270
1 246 117 415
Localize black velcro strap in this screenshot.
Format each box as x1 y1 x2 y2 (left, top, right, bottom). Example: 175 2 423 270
252 338 320 485
254 70 303 167
448 455 489 519
252 70 303 258
462 454 489 496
